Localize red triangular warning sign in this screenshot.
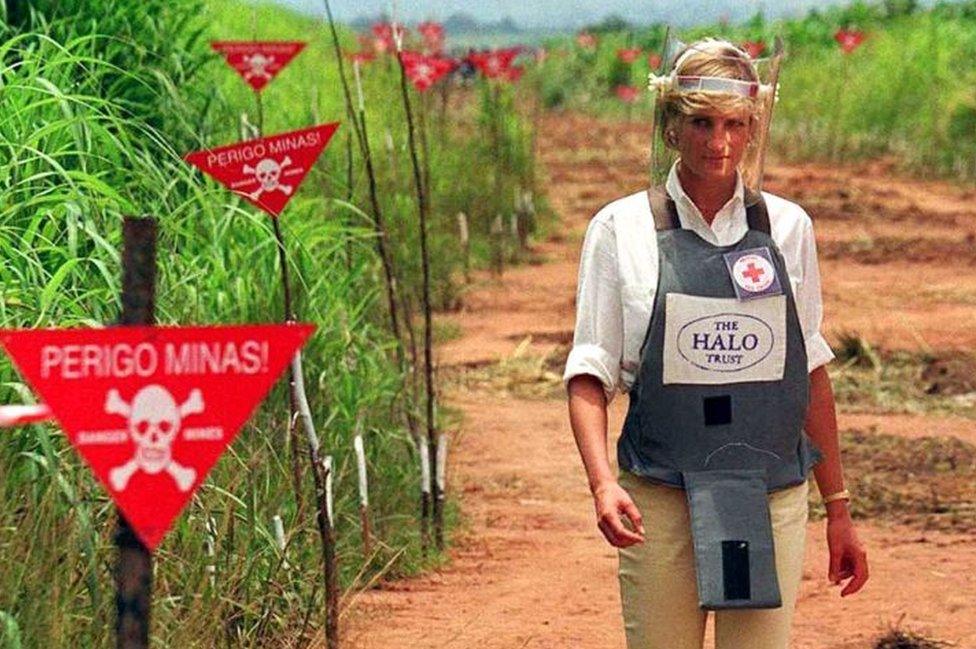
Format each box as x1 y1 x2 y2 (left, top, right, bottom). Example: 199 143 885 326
211 41 306 92
0 323 314 550
184 123 340 217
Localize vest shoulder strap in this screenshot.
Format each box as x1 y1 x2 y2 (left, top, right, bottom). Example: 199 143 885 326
648 186 771 236
743 188 771 236
647 187 680 231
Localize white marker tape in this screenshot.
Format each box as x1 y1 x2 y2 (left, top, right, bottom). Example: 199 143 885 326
419 435 431 495
272 514 286 551
436 432 448 495
457 212 469 246
0 403 53 428
205 516 217 586
272 514 289 570
353 60 365 113
324 455 334 528
354 433 369 507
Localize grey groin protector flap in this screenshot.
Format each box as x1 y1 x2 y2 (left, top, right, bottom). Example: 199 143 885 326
683 469 782 610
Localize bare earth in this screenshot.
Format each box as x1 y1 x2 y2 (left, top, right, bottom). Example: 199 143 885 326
341 113 976 648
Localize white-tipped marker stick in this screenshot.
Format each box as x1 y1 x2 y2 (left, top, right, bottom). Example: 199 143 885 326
324 455 334 528
456 212 469 247
354 431 372 555
436 432 448 496
418 434 431 553
353 60 365 114
353 433 368 508
205 516 217 587
272 514 289 570
457 212 470 283
419 435 431 496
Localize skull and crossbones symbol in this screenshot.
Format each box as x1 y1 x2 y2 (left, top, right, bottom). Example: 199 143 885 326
242 156 296 200
242 53 276 80
412 63 435 85
106 385 203 492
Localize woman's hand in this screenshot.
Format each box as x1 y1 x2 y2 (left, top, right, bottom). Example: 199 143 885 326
593 481 645 548
826 510 869 596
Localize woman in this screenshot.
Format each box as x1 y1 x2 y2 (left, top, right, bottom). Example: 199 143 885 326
564 38 869 648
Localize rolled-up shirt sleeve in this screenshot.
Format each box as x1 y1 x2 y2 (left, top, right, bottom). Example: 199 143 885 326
563 215 624 403
795 211 835 372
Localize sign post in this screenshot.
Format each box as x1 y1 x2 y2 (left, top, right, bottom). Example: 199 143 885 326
185 123 341 646
116 216 156 649
0 218 315 646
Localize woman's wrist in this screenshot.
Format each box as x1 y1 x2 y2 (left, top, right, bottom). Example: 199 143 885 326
591 476 618 496
825 498 851 521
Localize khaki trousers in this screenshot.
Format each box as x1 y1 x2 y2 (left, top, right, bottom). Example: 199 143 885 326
617 470 809 649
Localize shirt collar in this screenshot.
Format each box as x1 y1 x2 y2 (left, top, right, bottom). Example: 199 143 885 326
664 160 745 234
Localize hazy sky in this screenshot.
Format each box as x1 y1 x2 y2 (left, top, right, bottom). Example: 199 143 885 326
267 0 863 29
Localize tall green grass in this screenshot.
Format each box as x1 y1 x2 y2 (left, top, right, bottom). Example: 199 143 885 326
0 0 542 646
535 1 976 180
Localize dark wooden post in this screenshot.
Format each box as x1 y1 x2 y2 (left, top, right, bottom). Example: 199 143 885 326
114 216 157 648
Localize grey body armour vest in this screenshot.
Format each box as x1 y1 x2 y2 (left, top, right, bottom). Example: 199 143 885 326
618 188 823 610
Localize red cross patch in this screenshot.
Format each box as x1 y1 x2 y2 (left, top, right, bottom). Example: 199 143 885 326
722 246 783 301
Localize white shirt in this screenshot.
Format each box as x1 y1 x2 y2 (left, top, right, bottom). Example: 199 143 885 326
562 162 835 404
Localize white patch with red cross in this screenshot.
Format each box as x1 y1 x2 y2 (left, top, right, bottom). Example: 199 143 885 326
723 246 784 301
732 254 775 292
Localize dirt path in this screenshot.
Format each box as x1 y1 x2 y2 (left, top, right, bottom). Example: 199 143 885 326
341 113 976 648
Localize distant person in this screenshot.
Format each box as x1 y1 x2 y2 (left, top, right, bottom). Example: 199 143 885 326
563 36 868 649
458 48 478 85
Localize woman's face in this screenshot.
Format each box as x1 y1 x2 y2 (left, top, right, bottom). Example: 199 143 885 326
671 107 754 183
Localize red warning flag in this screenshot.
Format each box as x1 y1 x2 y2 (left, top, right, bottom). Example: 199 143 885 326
346 50 376 66
741 41 766 59
0 323 314 550
576 31 598 50
399 51 454 92
468 48 520 79
504 65 525 84
184 123 340 217
615 85 640 103
417 21 445 54
616 48 642 64
211 41 306 92
371 22 408 55
834 29 866 54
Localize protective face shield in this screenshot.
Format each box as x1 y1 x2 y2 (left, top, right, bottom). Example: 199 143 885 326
648 32 783 197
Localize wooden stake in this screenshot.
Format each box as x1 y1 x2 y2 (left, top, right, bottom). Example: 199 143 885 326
115 216 157 649
322 0 409 374
434 431 447 550
393 29 441 552
491 214 505 276
291 351 340 647
456 212 470 284
419 434 431 554
205 516 217 588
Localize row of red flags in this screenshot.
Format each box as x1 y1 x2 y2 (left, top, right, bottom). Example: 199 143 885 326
350 46 528 88
213 39 528 96
594 30 867 62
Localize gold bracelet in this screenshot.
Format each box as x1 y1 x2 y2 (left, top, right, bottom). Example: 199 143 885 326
822 489 851 505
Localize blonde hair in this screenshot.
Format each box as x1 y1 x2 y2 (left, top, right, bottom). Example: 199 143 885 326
656 38 765 147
